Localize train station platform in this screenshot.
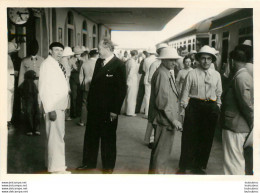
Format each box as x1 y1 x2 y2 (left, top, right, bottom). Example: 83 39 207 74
7 114 224 175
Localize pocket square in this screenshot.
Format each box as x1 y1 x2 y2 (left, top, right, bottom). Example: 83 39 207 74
106 74 113 77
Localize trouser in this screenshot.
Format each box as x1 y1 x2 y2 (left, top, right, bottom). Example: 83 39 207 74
149 124 175 174
45 110 67 172
144 84 151 116
222 129 247 175
80 91 88 124
23 100 40 133
82 113 118 170
70 82 82 117
144 122 154 143
135 76 145 113
244 146 253 175
179 98 220 170
8 90 14 122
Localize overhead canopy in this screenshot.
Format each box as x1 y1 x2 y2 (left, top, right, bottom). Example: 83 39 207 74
210 8 253 31
159 17 213 44
72 8 183 31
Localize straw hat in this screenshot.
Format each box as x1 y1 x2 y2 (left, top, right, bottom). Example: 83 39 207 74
73 46 83 55
81 46 86 52
157 47 181 59
195 45 217 62
63 47 74 57
8 42 20 53
147 47 157 54
156 43 168 50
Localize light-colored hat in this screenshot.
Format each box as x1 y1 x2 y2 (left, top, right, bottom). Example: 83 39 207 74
8 42 20 53
62 47 74 57
195 45 217 62
73 46 83 55
85 47 90 52
157 47 181 59
156 43 168 50
81 46 86 52
147 47 157 54
243 40 252 47
189 50 197 55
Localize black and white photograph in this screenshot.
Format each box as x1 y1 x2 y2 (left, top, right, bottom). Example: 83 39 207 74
1 1 260 192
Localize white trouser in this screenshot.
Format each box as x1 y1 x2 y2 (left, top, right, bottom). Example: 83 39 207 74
144 84 151 116
7 90 14 122
222 129 248 175
45 110 67 172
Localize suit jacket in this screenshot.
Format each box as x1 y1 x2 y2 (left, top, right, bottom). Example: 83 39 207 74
87 56 127 119
39 55 69 113
221 68 253 133
148 65 180 127
70 59 83 85
79 58 97 91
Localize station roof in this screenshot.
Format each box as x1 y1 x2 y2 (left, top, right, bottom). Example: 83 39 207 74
72 8 183 31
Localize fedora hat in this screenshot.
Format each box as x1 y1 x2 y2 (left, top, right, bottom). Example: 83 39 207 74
147 47 157 54
8 42 20 53
156 43 168 50
73 46 83 55
195 45 217 62
157 47 181 59
62 47 74 57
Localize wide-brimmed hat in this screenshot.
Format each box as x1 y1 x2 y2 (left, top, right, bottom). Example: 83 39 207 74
157 47 181 59
73 46 83 55
8 42 20 53
243 40 252 47
147 47 157 54
156 43 168 50
189 50 197 55
62 47 74 57
195 45 217 62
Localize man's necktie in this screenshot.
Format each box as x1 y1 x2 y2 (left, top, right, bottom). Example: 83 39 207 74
100 59 105 67
205 70 211 99
59 63 66 78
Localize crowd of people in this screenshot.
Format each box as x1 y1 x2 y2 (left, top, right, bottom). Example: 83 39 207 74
7 37 253 175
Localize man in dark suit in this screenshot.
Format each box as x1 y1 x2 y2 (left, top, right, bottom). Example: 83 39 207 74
77 38 126 174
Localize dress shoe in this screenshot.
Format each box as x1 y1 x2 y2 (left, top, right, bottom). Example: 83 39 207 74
51 171 71 174
77 122 85 127
26 132 33 136
34 131 41 136
176 169 186 174
76 165 90 170
191 169 207 175
102 169 113 174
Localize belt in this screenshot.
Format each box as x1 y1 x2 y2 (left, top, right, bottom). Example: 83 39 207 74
190 98 216 103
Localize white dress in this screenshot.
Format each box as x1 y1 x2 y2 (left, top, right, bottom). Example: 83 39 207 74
125 58 139 115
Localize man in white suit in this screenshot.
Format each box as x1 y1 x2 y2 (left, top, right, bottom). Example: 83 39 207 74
39 42 70 174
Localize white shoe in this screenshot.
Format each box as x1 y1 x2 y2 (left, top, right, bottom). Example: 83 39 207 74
51 171 71 174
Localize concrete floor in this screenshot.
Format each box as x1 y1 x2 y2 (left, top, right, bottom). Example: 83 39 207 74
7 114 224 175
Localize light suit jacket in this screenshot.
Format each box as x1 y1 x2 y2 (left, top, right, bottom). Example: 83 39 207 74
148 65 180 127
221 68 253 133
39 55 69 113
79 58 97 91
125 58 138 86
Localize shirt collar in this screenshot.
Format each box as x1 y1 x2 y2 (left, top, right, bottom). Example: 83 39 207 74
103 54 114 65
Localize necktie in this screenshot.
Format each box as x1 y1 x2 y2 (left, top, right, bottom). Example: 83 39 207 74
169 70 175 83
100 59 105 67
59 63 66 78
205 70 211 99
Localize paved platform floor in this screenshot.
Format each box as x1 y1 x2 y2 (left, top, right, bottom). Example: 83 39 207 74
7 114 224 175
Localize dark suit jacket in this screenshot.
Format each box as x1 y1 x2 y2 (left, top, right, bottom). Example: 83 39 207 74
221 68 253 133
87 56 127 120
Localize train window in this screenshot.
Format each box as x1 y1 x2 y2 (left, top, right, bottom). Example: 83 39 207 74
188 44 191 52
188 40 191 43
212 41 216 48
212 34 216 40
239 26 253 35
222 31 229 38
66 11 74 47
82 20 87 47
